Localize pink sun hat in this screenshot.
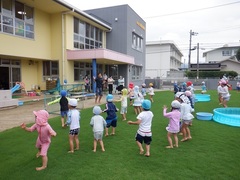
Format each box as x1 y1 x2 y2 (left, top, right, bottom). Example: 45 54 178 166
33 110 49 126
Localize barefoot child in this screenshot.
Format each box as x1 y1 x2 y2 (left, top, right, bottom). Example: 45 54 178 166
90 106 107 152
21 110 57 171
131 86 144 115
128 82 134 106
65 99 80 153
148 83 155 102
163 100 181 148
128 99 154 157
115 88 128 121
103 94 118 136
59 90 69 127
176 93 194 142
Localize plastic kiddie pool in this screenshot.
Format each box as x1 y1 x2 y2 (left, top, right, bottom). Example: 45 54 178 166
195 94 211 102
213 108 240 127
196 112 213 121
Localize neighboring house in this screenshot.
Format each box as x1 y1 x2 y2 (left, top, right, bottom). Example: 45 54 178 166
190 45 240 74
0 0 145 92
145 41 183 78
203 45 240 63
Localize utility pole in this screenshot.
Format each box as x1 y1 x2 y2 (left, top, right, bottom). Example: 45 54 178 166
188 30 198 69
197 43 199 79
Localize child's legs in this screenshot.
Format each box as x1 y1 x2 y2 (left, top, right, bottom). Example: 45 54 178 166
137 107 141 114
135 134 144 153
144 136 152 156
105 127 109 136
181 123 187 139
111 120 117 134
167 132 173 147
136 141 144 152
145 144 150 156
74 135 79 149
99 140 105 151
173 133 178 147
61 117 65 126
186 125 191 139
134 106 138 115
36 156 48 171
93 139 97 152
68 135 74 152
122 113 126 120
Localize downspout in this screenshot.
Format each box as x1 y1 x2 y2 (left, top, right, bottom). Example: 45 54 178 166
61 9 74 84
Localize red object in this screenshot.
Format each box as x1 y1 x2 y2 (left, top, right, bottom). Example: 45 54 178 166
187 81 192 87
129 82 134 89
28 92 36 96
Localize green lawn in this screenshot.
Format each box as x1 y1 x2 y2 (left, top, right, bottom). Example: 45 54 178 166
0 90 240 180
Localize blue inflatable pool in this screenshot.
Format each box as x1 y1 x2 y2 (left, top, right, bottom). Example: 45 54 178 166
213 108 240 127
196 112 213 121
195 94 210 102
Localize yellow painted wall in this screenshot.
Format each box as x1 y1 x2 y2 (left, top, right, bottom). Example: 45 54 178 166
21 60 39 90
0 9 52 59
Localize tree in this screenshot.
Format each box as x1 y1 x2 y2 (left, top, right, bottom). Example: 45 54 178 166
236 48 240 61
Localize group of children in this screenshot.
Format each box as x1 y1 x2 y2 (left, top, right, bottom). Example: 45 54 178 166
21 82 156 171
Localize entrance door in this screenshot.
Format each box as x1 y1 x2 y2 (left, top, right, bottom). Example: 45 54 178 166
0 67 9 90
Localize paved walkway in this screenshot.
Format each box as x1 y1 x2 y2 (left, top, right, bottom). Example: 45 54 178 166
0 94 107 132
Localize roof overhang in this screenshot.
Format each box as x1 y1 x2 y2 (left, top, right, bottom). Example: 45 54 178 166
67 48 135 65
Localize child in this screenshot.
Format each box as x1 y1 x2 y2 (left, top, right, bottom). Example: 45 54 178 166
131 86 144 115
217 81 223 105
90 106 107 152
141 83 147 97
128 82 134 106
173 82 179 95
201 81 207 94
219 79 231 108
148 83 155 102
103 94 118 136
60 90 69 127
47 90 69 127
163 100 181 148
115 88 128 121
175 93 194 142
128 99 153 157
21 110 57 171
65 98 80 153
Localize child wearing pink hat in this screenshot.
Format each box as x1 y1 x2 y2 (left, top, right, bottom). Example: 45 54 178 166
21 110 57 171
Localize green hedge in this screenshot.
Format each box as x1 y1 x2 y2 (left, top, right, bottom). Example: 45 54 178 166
185 71 238 78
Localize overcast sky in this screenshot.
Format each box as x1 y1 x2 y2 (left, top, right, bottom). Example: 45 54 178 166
65 0 240 63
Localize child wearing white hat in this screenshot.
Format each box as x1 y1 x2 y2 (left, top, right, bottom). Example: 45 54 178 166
66 98 80 153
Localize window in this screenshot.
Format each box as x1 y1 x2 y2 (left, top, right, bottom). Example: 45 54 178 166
222 50 231 56
132 33 143 52
131 65 142 80
43 61 59 80
73 17 103 49
0 1 34 38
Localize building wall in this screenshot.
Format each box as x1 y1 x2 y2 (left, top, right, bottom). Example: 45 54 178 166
0 9 52 60
205 47 240 63
221 61 240 74
146 41 183 79
85 5 146 86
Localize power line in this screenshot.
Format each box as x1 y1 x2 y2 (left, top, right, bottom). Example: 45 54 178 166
144 1 240 19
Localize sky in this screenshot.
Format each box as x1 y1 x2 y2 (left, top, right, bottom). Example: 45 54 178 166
64 0 240 63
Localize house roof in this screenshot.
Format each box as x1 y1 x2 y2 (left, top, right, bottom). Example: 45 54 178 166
146 40 183 57
18 0 112 31
203 45 240 57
